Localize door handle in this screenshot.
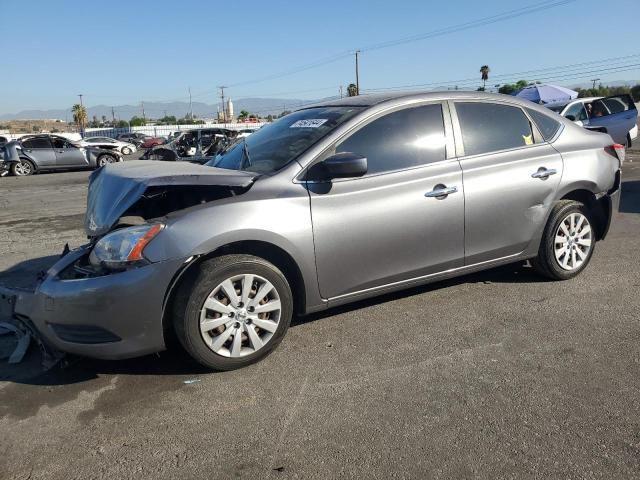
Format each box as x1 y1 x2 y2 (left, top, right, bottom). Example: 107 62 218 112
425 185 458 198
531 168 557 180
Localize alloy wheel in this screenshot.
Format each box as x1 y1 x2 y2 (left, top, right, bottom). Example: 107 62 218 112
14 160 32 176
554 212 592 271
199 274 282 358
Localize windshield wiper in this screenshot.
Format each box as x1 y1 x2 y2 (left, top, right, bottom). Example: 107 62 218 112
242 139 253 169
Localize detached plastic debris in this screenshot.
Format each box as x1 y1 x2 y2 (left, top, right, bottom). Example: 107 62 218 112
183 379 201 385
0 322 31 364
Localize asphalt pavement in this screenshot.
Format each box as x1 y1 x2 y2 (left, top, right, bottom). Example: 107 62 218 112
0 150 639 479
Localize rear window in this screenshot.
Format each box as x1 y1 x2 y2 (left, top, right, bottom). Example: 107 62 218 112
526 108 562 141
21 137 51 149
456 102 534 156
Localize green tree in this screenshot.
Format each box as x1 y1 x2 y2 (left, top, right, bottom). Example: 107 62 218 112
631 84 640 102
72 104 87 131
279 110 291 118
266 114 274 122
480 65 490 90
347 83 358 97
130 116 146 127
498 80 529 95
115 120 129 128
237 110 249 121
159 115 177 124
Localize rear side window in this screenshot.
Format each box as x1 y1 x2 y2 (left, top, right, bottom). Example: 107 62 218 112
456 103 534 156
21 137 52 149
336 104 446 175
526 108 562 141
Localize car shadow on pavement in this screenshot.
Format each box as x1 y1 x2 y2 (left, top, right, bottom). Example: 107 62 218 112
0 255 61 289
619 180 640 214
0 261 540 389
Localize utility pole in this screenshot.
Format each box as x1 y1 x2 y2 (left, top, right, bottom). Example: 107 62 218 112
188 87 193 120
141 101 146 124
111 106 115 123
339 85 343 98
354 50 361 95
218 86 227 122
590 78 600 89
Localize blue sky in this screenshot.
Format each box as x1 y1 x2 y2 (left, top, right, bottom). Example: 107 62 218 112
1 0 638 113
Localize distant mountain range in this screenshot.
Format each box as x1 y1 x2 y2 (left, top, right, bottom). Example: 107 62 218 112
0 97 312 121
3 79 638 120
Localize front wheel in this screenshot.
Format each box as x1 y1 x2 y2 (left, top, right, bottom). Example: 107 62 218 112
532 200 595 280
96 153 118 168
121 146 132 155
173 254 293 371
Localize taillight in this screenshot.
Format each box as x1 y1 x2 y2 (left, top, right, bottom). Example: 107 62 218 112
605 144 625 164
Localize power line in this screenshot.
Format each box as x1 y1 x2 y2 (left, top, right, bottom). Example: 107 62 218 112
220 0 577 89
364 53 640 92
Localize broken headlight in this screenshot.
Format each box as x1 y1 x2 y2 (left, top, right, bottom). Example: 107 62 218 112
89 224 164 269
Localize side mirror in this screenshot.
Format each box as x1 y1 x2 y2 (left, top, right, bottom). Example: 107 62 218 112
308 152 368 181
565 114 576 121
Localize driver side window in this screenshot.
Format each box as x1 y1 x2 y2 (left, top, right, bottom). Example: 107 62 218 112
564 103 588 122
335 104 446 176
52 137 70 149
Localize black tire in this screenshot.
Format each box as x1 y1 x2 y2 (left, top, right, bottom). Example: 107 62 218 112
627 133 632 149
173 254 293 371
121 146 132 155
532 200 595 280
96 153 117 168
11 159 35 176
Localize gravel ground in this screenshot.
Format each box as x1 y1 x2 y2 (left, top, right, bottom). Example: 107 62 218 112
0 149 639 479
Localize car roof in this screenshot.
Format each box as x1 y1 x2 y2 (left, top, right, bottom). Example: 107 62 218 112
299 90 547 110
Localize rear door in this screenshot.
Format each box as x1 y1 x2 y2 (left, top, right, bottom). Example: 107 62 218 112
452 101 563 265
308 102 465 300
52 137 88 167
20 136 56 167
588 94 638 144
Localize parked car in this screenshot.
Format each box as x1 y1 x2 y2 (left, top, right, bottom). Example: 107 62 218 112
117 132 149 147
0 135 10 146
9 92 621 371
141 128 238 162
546 94 637 146
78 136 137 155
5 134 122 176
141 136 166 148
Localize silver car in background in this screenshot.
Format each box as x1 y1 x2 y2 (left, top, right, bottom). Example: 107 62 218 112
4 134 122 176
8 92 622 370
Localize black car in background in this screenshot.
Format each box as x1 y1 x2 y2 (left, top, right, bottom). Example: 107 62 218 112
3 134 122 176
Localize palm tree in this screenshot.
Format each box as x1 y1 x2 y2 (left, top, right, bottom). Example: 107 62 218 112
72 104 87 132
480 65 490 90
347 83 358 97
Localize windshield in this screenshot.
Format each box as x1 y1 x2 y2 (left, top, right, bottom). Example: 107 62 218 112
209 106 364 173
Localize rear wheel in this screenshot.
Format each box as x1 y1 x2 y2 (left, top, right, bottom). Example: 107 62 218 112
11 159 34 176
627 133 632 149
173 254 293 371
121 146 132 155
532 200 595 280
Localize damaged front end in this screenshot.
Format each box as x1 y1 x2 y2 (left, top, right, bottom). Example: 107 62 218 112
2 160 259 362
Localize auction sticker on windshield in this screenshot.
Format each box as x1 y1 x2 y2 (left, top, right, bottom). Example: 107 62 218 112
290 119 328 128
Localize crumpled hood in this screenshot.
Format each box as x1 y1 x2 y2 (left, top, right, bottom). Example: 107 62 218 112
85 160 257 237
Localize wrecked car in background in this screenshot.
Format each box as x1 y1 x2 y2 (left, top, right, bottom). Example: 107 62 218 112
1 91 622 372
4 134 123 176
141 128 239 163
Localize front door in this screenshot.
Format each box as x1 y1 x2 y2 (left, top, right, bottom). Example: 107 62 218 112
452 101 563 264
307 103 465 300
52 137 88 167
